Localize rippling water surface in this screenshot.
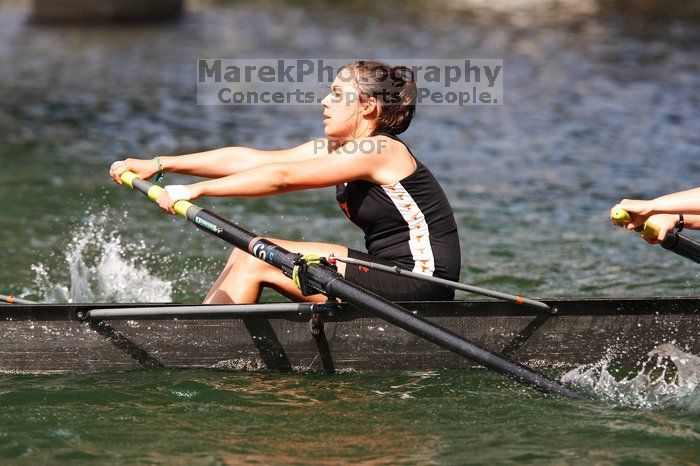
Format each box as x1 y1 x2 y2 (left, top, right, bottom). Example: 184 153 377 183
0 369 698 464
1 0 699 301
0 0 699 463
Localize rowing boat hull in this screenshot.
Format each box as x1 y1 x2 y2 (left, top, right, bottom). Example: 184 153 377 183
0 298 697 374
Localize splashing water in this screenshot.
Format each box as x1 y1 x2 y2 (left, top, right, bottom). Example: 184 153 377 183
29 213 172 303
562 343 700 412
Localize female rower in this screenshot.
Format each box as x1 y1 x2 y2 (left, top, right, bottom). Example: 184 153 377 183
110 60 461 304
613 187 700 243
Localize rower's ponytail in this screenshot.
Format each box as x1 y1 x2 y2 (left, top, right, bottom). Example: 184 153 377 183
343 60 417 135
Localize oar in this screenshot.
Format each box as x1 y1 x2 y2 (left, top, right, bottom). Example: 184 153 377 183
118 171 586 399
611 207 700 263
327 255 554 314
0 293 36 305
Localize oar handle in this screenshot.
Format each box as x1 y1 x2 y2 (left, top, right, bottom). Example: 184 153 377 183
610 207 659 240
120 171 196 218
611 207 700 264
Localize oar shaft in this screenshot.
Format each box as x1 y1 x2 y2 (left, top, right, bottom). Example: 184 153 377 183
0 294 36 305
611 208 700 264
331 256 552 313
659 230 700 264
326 278 585 399
120 171 585 399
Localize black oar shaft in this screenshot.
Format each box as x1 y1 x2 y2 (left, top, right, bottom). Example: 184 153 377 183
326 278 585 398
120 172 585 399
660 230 700 264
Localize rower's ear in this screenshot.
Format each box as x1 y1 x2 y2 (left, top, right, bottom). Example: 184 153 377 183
360 96 379 118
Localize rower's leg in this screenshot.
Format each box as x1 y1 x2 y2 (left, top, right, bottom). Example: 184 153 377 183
203 240 348 304
203 247 251 303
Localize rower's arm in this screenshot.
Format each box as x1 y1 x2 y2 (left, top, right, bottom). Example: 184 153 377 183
648 187 700 215
616 187 700 229
186 139 397 199
160 139 329 178
684 215 700 229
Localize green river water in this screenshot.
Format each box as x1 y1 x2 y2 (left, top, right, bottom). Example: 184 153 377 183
0 0 698 463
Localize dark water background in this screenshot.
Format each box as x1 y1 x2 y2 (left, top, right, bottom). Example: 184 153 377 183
0 0 698 463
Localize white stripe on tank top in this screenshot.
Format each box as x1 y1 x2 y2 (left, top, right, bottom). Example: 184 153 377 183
381 181 436 276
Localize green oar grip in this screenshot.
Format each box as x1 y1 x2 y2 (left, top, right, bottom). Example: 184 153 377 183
120 171 195 218
610 207 660 240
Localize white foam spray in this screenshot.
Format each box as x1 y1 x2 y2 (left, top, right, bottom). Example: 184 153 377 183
562 343 699 412
29 212 172 303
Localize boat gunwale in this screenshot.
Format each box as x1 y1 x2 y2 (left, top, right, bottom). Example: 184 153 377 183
1 296 698 323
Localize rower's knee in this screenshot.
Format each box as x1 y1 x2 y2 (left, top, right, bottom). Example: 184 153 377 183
226 247 246 265
236 253 275 280
221 248 293 291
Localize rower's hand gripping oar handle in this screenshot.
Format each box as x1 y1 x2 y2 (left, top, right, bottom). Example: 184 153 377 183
120 171 195 219
611 207 700 264
610 207 659 240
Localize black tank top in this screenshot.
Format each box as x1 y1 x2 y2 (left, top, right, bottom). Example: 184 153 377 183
335 133 461 281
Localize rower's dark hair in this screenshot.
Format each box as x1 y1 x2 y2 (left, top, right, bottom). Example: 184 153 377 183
342 60 417 135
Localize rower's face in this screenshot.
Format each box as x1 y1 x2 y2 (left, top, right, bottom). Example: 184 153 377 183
321 68 364 138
